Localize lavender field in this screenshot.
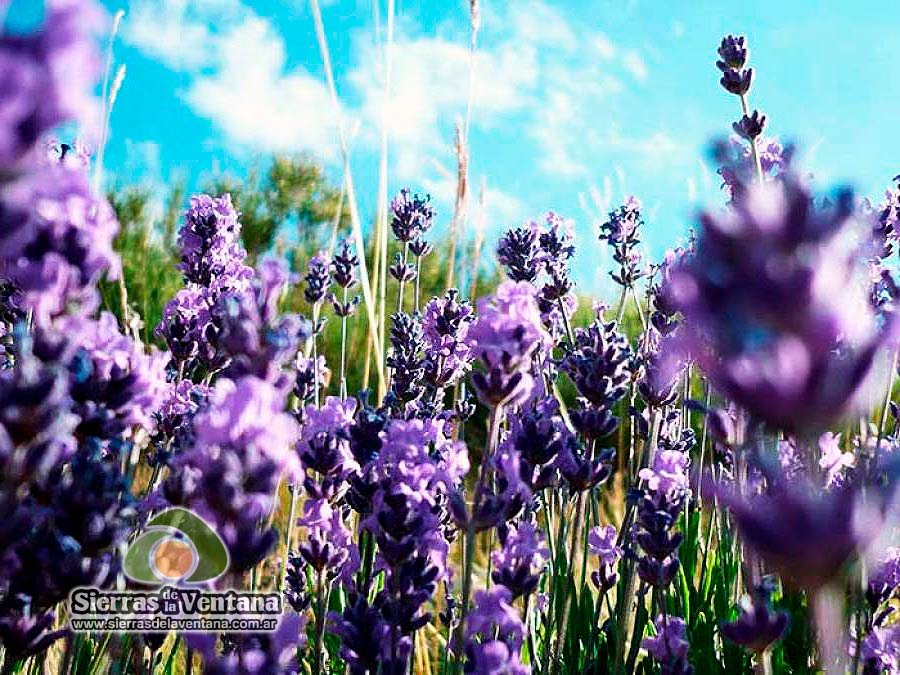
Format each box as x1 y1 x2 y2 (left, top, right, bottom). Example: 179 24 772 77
2 0 900 673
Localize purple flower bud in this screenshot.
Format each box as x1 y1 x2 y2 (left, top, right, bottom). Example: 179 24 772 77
297 498 359 581
464 586 528 675
391 189 435 243
588 525 623 591
497 224 540 283
332 237 359 289
422 289 475 389
717 35 748 70
178 194 250 287
720 67 753 96
468 281 552 407
733 110 766 140
303 251 332 305
643 614 693 674
721 579 789 654
491 521 548 600
188 612 306 675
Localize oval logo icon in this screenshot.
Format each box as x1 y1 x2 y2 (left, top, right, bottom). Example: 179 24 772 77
123 508 229 584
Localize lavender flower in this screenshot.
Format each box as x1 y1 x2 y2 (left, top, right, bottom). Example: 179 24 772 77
721 579 789 655
422 289 475 389
297 498 358 582
0 348 77 484
490 521 548 600
859 624 900 674
386 312 425 407
464 586 529 675
0 603 65 664
0 0 104 167
599 197 645 289
296 396 358 500
717 35 752 96
467 281 552 407
588 524 623 592
164 377 299 570
868 546 900 611
155 286 213 366
497 224 540 283
40 312 168 438
633 447 690 588
178 194 251 287
332 237 359 289
0 165 119 320
733 110 766 141
713 476 888 591
643 615 693 674
188 613 306 675
293 354 329 411
503 398 568 491
667 170 892 432
390 189 435 243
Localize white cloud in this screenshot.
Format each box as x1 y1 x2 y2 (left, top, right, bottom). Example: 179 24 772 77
185 18 339 158
123 0 338 158
591 33 617 60
622 51 648 83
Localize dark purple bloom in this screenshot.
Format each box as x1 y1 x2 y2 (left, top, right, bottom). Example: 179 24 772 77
293 354 329 411
599 197 645 288
557 439 614 492
712 477 886 591
497 224 540 283
633 447 690 588
559 310 631 410
0 602 65 664
283 551 311 614
390 189 435 243
297 498 358 582
733 110 766 141
717 35 748 70
0 346 76 484
389 252 417 283
503 398 568 491
859 624 900 674
667 170 893 432
490 521 548 600
303 250 331 306
296 396 358 500
643 614 693 675
156 285 213 366
720 67 753 95
463 586 529 675
37 312 168 438
163 376 299 570
332 237 358 289
188 612 306 675
721 579 789 654
386 312 426 407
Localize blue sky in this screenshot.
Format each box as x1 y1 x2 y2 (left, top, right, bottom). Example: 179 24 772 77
68 0 900 293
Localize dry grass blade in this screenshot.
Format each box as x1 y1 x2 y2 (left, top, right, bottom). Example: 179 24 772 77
309 0 386 395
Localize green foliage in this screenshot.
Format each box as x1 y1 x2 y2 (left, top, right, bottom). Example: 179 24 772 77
99 184 183 345
204 155 349 260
